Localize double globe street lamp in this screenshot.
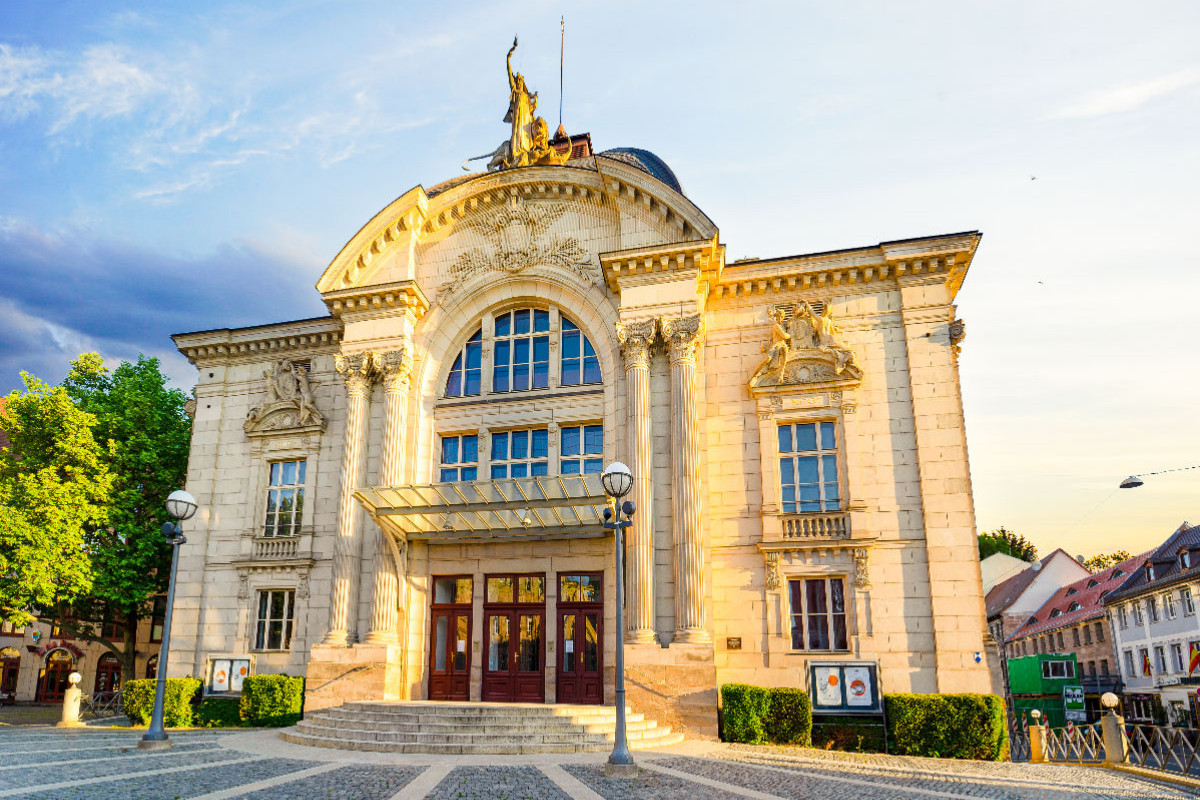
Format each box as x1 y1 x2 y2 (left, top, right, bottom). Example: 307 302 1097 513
139 489 198 751
600 462 637 776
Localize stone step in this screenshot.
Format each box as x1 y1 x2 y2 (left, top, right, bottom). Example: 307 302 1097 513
293 720 675 745
279 729 684 755
311 707 647 726
303 713 660 734
341 701 633 719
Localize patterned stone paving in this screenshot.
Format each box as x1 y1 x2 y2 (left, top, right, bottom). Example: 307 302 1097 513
0 726 1196 799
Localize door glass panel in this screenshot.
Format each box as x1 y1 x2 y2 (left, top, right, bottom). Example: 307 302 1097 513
562 614 576 673
455 615 469 671
434 616 448 671
518 615 541 671
434 578 473 604
584 613 599 672
517 577 544 603
487 578 513 603
488 615 510 670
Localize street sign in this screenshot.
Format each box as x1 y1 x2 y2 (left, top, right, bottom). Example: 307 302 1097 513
1063 684 1087 722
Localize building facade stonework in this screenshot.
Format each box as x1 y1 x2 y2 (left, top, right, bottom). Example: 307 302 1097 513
170 136 991 735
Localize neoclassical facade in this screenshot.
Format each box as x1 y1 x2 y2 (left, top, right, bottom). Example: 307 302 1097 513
170 87 991 734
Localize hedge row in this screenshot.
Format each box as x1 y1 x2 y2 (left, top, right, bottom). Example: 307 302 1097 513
122 674 305 728
721 684 1006 761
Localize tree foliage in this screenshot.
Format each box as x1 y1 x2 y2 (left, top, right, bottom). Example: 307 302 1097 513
1082 550 1133 572
0 373 112 624
978 526 1038 562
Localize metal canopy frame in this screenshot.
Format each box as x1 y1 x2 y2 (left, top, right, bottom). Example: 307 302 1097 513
354 474 609 543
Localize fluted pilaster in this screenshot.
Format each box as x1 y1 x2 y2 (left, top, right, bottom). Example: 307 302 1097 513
365 348 412 645
616 318 659 645
324 350 379 646
660 314 709 644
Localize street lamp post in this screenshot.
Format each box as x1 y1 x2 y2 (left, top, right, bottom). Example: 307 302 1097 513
600 462 637 777
139 489 197 751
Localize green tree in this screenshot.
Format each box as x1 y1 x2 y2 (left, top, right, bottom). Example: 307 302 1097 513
978 526 1038 562
0 373 112 624
1082 550 1133 572
48 354 192 683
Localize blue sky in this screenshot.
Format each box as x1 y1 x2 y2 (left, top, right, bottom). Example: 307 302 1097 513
2 1 1199 556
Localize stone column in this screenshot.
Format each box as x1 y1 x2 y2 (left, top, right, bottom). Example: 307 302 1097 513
365 348 411 645
616 319 659 645
660 314 709 644
324 351 378 646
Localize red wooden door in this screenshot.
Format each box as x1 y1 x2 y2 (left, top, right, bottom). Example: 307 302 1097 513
482 610 545 702
38 652 73 703
94 654 121 698
428 608 471 701
556 606 602 704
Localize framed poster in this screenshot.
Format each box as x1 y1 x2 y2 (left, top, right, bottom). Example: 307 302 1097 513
809 662 882 714
230 659 251 692
207 654 255 694
210 659 231 693
1063 685 1086 722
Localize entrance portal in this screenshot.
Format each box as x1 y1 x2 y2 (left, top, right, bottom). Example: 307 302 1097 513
482 574 545 702
428 576 473 701
38 649 74 703
556 572 603 704
94 653 121 698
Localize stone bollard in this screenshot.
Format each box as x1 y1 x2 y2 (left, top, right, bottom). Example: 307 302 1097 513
56 672 84 728
1100 693 1128 765
1029 722 1047 763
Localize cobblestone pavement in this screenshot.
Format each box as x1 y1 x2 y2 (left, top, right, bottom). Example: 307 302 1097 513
1 726 1197 800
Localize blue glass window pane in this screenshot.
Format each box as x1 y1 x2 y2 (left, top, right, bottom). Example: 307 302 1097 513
461 467 477 481
462 435 478 463
270 462 282 484
562 318 577 331
820 422 836 450
281 461 297 485
533 336 549 362
779 458 794 485
512 430 528 459
562 361 580 386
778 425 793 453
563 331 580 359
782 500 797 513
534 310 550 332
561 459 580 474
510 463 528 479
824 483 840 509
531 461 548 477
513 363 529 391
493 366 509 392
514 309 530 334
447 357 463 397
584 425 603 454
495 340 511 366
442 437 459 464
531 429 548 458
583 357 601 384
583 338 596 357
297 461 306 483
464 370 481 395
514 338 529 365
583 458 602 473
782 485 796 504
492 432 509 460
466 342 482 370
440 468 458 482
468 330 482 343
794 423 817 452
561 427 580 455
796 456 819 483
821 454 838 483
799 485 821 511
495 313 511 337
491 465 507 479
533 361 549 388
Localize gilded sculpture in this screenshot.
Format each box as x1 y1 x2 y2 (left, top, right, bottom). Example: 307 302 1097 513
750 302 862 389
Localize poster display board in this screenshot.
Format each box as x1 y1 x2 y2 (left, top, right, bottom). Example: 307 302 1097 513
1063 685 1087 722
808 662 882 714
207 655 253 694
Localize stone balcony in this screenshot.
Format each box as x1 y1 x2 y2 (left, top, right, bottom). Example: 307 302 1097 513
253 535 301 560
761 509 856 547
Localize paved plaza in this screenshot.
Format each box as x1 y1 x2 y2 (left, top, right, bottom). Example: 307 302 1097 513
1 726 1197 799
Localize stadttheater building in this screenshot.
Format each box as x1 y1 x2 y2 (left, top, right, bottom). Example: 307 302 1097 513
170 51 991 737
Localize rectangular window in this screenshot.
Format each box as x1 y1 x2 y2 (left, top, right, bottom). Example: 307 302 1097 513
0 621 25 637
1155 646 1167 673
561 319 601 386
1072 627 1080 646
560 424 603 475
102 619 123 640
264 460 306 537
149 596 167 643
787 577 848 651
490 428 549 479
1134 602 1144 625
486 574 545 604
1101 659 1110 676
1041 660 1075 679
1056 631 1065 649
1119 605 1128 629
439 434 479 482
1088 660 1096 678
254 590 295 651
1166 592 1178 619
1149 598 1160 623
493 309 551 392
1095 621 1105 642
1184 587 1196 615
559 573 602 603
1173 643 1185 672
1124 650 1135 677
1083 625 1092 645
778 422 840 513
432 576 473 605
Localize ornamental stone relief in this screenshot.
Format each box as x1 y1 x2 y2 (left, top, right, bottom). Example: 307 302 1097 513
749 301 862 390
245 359 326 435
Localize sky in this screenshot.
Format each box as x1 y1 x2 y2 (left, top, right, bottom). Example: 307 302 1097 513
1 1 1198 558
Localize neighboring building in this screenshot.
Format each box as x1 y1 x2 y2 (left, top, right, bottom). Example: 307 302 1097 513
981 552 1033 594
984 549 1090 697
166 49 992 736
1007 652 1084 728
1005 554 1148 721
1106 522 1200 725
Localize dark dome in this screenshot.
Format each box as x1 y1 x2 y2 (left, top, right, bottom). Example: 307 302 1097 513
597 148 683 194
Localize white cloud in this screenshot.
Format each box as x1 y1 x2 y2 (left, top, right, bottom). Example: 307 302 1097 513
47 44 163 133
1055 67 1200 119
0 43 53 120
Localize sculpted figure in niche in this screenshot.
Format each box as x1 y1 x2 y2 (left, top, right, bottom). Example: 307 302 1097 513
749 301 863 389
751 308 792 383
246 360 325 431
808 303 859 375
296 366 321 426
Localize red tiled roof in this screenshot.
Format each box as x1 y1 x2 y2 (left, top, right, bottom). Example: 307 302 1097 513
985 548 1074 619
1011 552 1152 639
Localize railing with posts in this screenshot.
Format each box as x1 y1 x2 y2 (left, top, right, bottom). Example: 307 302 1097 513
1043 723 1105 763
1126 724 1200 776
1007 722 1031 762
780 512 850 539
80 690 124 720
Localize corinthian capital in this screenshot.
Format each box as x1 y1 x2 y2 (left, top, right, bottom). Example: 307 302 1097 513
335 351 379 395
615 318 657 371
660 314 704 367
380 348 413 392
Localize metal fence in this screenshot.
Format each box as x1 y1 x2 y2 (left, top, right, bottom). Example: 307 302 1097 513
1126 724 1200 777
1044 723 1104 763
1007 723 1031 762
80 690 124 721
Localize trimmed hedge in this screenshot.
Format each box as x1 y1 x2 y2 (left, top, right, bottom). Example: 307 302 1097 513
885 693 1007 761
122 678 202 728
239 674 305 727
196 696 243 728
811 715 887 752
720 684 812 746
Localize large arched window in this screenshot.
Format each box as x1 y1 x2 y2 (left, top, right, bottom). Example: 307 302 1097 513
446 330 483 397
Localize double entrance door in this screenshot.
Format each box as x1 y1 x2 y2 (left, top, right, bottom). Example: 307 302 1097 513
556 572 603 704
482 574 546 703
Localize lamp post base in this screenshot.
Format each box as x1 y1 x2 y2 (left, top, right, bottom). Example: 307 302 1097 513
138 737 172 751
603 763 639 778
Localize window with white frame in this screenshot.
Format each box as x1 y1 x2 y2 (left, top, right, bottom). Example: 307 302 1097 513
787 577 848 651
264 460 306 537
1041 660 1075 679
1165 592 1177 619
446 331 483 397
1180 549 1191 570
489 428 549 479
1119 605 1128 628
778 422 840 513
1139 647 1151 675
492 309 551 392
1149 597 1160 623
561 318 601 386
560 425 602 475
439 434 478 482
1134 602 1144 625
1185 587 1196 615
1124 650 1135 677
1155 646 1167 673
1173 643 1185 672
254 590 295 651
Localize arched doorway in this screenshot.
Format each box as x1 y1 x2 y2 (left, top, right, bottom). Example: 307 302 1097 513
94 653 121 698
145 654 158 679
38 649 75 703
0 646 19 704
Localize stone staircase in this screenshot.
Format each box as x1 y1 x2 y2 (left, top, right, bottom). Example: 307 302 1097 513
280 700 684 754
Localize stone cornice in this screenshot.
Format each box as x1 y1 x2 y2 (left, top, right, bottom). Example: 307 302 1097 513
322 279 429 322
714 231 981 302
173 318 342 366
599 238 724 294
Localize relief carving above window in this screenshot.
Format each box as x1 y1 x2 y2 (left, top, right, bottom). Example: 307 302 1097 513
750 302 862 391
245 359 326 435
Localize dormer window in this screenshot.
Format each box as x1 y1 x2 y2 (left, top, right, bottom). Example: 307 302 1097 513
1179 549 1191 570
1146 563 1156 581
1066 587 1078 596
1068 602 1083 612
1112 568 1126 578
1027 616 1038 626
1087 579 1099 588
1050 608 1063 618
